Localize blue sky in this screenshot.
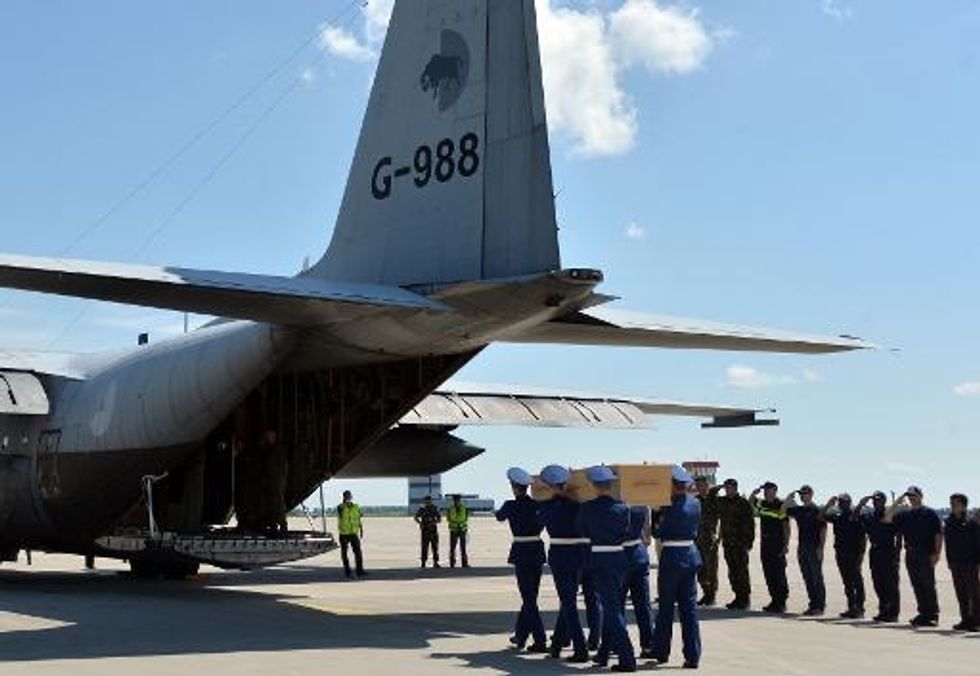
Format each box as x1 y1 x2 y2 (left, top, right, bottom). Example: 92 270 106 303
1 1 977 507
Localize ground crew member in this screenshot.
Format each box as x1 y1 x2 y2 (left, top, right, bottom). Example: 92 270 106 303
857 491 902 622
649 466 702 669
694 476 720 607
886 486 943 627
750 481 790 613
414 495 442 568
715 478 755 610
783 485 827 615
623 504 655 659
576 465 636 672
337 490 365 579
944 493 979 632
495 467 547 653
822 493 867 618
537 465 590 663
447 494 470 568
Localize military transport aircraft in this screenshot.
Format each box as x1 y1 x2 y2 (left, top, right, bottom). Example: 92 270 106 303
0 0 870 575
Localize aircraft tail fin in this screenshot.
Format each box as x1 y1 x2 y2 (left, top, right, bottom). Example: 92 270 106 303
310 0 560 287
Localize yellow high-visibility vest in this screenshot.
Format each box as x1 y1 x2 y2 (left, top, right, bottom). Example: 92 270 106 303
338 503 362 536
447 505 469 532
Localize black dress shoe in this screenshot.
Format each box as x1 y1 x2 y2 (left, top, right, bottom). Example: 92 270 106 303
726 599 749 610
611 665 637 673
639 649 659 660
952 621 972 631
697 595 715 607
683 662 699 669
565 651 591 664
592 654 609 667
802 607 824 617
526 643 549 654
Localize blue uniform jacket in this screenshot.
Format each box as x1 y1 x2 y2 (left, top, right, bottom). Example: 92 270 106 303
576 495 630 569
539 495 585 568
496 495 546 566
625 505 651 569
654 494 703 570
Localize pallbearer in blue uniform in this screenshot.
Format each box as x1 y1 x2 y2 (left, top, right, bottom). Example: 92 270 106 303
623 504 656 659
537 464 591 663
495 467 548 653
650 465 703 669
576 465 636 673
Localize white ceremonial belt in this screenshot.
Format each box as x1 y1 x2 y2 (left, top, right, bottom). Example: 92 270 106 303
513 536 542 543
662 540 695 548
591 545 624 553
622 539 643 547
550 538 589 545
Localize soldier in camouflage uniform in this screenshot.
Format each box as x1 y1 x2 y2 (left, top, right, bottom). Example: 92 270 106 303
694 476 720 607
715 478 756 610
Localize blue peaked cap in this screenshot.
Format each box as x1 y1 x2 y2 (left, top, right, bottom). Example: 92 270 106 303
540 465 570 486
586 465 617 484
672 465 694 485
507 467 533 486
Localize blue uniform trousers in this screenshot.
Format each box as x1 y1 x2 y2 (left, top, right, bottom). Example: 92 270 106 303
514 563 546 646
550 564 587 654
651 559 701 665
593 556 636 667
623 562 655 650
582 567 603 648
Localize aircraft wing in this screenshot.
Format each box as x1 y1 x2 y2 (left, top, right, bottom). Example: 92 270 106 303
0 254 448 325
500 306 873 354
399 382 778 430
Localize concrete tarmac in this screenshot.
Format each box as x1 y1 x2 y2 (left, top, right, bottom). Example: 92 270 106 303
0 517 976 675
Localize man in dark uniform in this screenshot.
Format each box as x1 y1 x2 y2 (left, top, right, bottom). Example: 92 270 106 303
715 478 755 610
750 481 790 613
414 495 442 568
822 493 867 618
857 491 902 622
783 485 827 615
886 486 943 627
576 465 636 672
694 476 720 607
650 466 703 669
622 504 655 659
944 493 979 632
537 464 590 662
496 467 548 653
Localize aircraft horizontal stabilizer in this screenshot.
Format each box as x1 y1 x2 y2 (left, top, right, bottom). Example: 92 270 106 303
501 307 873 354
400 382 777 430
0 254 448 325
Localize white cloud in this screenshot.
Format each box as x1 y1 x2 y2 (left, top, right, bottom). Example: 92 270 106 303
819 0 854 21
323 0 723 157
625 222 647 240
953 381 980 397
725 365 826 390
319 25 375 62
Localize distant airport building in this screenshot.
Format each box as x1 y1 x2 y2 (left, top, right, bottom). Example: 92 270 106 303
683 460 720 486
407 475 494 514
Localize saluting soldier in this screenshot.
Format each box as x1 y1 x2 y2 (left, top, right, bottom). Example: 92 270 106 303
496 467 548 653
857 491 902 622
447 494 470 568
694 476 720 607
715 478 755 610
537 465 590 663
649 466 703 669
822 493 867 619
750 481 790 614
576 466 636 673
886 486 943 627
784 485 828 615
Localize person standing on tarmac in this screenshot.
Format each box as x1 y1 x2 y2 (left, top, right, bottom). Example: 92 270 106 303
415 495 442 568
576 466 636 673
782 485 827 616
886 486 943 627
649 466 703 670
822 493 867 618
447 494 470 568
496 467 548 653
694 476 720 607
944 493 979 632
537 465 590 663
622 504 655 660
716 478 755 610
336 490 366 579
749 481 790 614
856 491 902 622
